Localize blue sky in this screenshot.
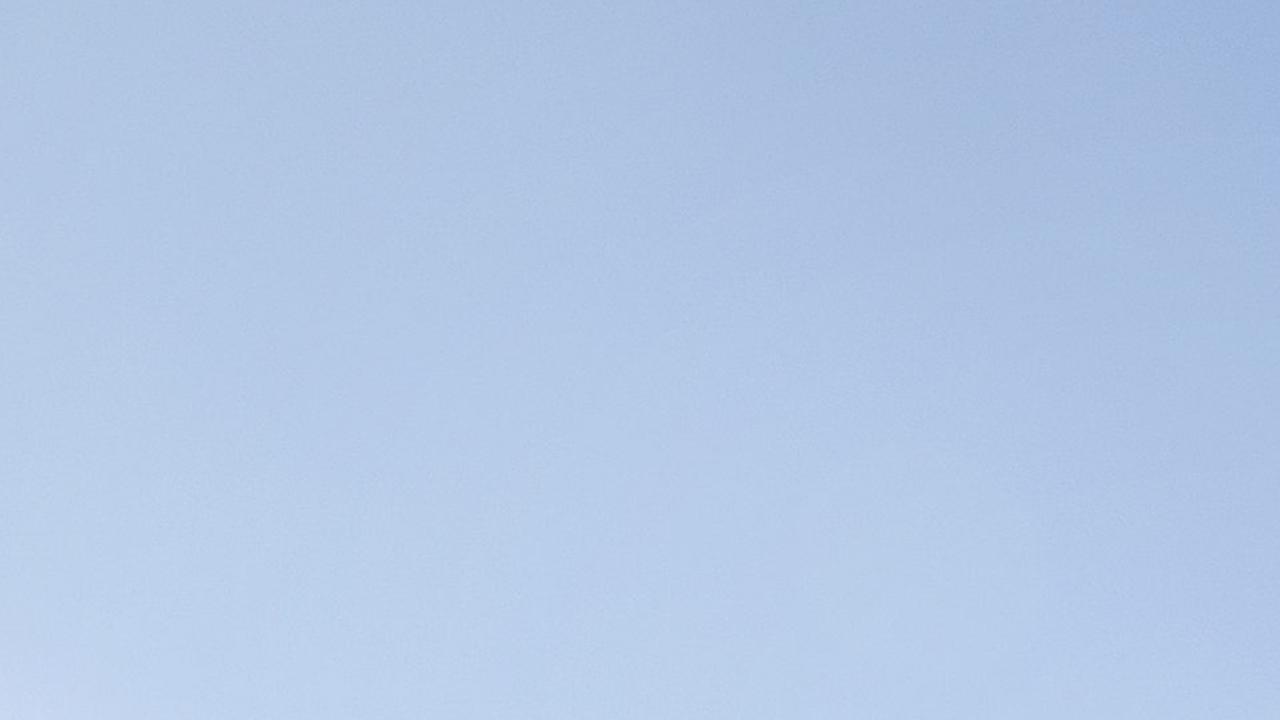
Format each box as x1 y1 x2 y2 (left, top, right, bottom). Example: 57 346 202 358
3 2 1278 717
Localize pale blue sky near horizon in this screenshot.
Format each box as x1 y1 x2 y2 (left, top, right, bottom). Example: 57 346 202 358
2 2 1278 717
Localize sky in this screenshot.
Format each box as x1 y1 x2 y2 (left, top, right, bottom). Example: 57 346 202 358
2 1 1278 717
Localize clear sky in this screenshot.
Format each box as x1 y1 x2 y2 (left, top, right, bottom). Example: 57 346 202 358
2 2 1277 717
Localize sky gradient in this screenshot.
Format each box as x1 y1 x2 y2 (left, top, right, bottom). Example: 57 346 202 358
3 2 1278 717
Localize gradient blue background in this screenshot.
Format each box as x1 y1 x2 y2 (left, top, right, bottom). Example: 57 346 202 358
3 2 1278 717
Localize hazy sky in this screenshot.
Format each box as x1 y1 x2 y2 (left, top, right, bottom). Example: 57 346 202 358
3 2 1278 718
